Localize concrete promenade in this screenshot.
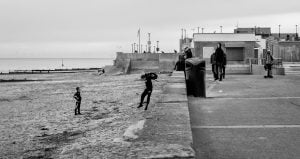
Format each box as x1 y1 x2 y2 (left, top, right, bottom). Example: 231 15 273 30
188 74 300 159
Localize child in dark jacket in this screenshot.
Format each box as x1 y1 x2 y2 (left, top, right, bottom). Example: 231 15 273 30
137 73 157 110
73 87 82 115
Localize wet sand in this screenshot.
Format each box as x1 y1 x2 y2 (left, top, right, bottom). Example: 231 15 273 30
0 72 168 158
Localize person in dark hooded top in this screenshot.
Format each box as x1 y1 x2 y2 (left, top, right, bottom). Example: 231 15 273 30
215 43 225 81
137 73 158 110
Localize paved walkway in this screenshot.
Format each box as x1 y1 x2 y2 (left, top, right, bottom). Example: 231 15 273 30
188 74 300 159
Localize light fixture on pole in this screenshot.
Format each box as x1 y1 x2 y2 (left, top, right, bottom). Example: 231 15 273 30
278 25 281 39
134 43 136 53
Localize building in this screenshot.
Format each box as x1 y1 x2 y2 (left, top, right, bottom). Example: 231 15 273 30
267 36 300 62
193 33 258 64
234 27 271 38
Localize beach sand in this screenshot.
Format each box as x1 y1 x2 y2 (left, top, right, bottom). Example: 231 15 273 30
0 72 169 158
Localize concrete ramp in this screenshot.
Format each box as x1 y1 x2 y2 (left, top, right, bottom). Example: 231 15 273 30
206 64 250 74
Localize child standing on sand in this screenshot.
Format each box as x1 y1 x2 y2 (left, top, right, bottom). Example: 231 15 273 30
73 87 82 115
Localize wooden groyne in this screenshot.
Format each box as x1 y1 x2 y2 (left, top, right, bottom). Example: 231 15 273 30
0 68 102 75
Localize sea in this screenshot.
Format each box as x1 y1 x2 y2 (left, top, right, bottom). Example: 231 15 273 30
0 58 114 73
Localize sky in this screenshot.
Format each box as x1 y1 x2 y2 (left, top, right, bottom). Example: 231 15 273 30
0 0 300 58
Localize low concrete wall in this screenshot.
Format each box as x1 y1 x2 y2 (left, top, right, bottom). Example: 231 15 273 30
127 71 195 158
115 52 181 73
252 64 285 75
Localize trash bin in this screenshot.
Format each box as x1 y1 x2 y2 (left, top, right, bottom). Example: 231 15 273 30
185 58 206 97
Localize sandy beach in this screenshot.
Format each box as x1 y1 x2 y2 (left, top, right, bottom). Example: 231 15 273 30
0 71 169 158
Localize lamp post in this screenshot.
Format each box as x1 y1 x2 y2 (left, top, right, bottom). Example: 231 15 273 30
131 44 134 53
278 25 281 39
296 25 298 34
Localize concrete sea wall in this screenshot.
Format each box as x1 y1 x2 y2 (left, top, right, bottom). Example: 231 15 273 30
114 52 181 73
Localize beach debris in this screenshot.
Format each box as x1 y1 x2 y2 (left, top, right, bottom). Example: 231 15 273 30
123 120 146 141
40 127 49 131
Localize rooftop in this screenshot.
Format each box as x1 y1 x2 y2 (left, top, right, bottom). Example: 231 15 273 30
193 33 257 42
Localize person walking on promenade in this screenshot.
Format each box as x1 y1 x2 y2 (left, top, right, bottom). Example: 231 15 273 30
264 50 274 78
137 73 158 110
210 50 217 80
215 43 225 81
73 87 82 115
222 52 227 79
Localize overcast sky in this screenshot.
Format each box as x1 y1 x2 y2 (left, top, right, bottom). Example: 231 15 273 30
0 0 300 58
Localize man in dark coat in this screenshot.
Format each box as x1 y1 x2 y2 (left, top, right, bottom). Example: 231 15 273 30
215 43 225 81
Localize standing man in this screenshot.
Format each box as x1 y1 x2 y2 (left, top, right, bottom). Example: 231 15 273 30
215 43 225 81
264 50 274 78
210 49 217 80
222 52 227 79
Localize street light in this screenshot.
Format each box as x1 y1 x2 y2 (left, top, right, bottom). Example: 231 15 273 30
131 44 134 53
278 25 281 39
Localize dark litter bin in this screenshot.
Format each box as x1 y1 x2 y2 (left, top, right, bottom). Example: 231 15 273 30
185 58 206 97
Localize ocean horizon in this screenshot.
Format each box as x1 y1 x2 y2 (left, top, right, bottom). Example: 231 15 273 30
0 58 114 73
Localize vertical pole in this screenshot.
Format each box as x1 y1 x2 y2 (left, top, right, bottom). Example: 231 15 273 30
134 43 136 53
296 25 298 34
278 25 281 39
197 27 200 33
181 28 184 40
131 44 133 53
220 26 223 33
184 29 186 39
153 46 156 53
148 33 151 53
201 28 204 34
138 29 141 53
156 41 159 52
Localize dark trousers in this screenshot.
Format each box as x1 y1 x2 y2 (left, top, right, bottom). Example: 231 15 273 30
212 64 217 80
139 89 152 110
222 65 226 78
215 64 223 81
75 101 81 115
266 64 272 77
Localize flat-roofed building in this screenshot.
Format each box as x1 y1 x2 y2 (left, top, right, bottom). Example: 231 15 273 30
193 33 257 64
234 27 271 38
